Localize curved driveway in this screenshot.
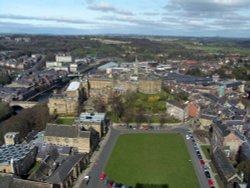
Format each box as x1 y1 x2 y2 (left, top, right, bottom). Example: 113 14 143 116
79 126 210 188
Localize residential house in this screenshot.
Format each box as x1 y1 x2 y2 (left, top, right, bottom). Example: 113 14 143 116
0 173 53 188
186 101 200 118
211 147 242 188
77 112 109 137
166 101 188 121
46 154 87 188
44 124 99 153
212 124 244 159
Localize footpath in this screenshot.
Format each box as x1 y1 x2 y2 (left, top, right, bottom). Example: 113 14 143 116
73 128 112 188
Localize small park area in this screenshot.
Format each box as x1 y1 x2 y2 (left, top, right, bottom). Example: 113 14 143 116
105 134 199 188
55 116 75 125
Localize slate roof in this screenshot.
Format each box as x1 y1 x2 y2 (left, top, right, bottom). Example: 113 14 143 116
45 124 90 138
224 120 245 127
200 114 216 121
167 100 185 109
212 147 237 180
203 93 218 103
230 107 245 116
46 153 85 184
223 80 242 88
45 124 78 138
0 173 52 188
228 99 241 106
164 72 213 85
240 142 250 160
216 124 231 137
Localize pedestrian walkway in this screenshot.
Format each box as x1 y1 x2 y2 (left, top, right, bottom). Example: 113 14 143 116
73 128 112 188
199 144 219 188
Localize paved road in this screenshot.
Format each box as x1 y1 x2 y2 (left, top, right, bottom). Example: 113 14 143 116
82 128 120 188
79 126 210 188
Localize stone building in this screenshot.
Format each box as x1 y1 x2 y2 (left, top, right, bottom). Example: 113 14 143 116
0 144 37 176
212 124 244 159
0 173 53 188
138 76 162 94
44 124 99 153
28 154 88 188
77 112 109 137
4 132 20 145
46 154 87 188
166 101 188 121
186 101 200 118
88 77 113 89
48 81 84 116
48 94 79 116
211 147 242 188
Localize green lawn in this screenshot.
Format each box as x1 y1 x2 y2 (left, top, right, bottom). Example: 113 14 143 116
55 117 75 125
30 161 41 173
215 175 224 188
201 145 211 160
105 134 199 188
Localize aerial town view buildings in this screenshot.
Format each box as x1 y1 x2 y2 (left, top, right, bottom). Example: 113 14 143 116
1 1 250 187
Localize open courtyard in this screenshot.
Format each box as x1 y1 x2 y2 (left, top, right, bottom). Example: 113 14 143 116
104 133 200 188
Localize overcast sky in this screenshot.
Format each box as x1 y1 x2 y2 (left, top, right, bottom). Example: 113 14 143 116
0 0 250 37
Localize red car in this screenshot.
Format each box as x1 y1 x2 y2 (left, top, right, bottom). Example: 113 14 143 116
100 172 106 180
208 179 215 187
200 159 205 166
107 181 114 187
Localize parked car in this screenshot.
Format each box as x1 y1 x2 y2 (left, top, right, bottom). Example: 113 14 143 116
186 135 190 139
113 183 123 188
203 165 209 171
104 177 109 185
200 159 205 166
197 154 202 159
208 179 215 187
100 172 106 180
108 181 114 187
83 175 90 185
204 171 211 179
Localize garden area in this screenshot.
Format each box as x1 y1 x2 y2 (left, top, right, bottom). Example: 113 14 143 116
55 116 76 125
107 90 185 124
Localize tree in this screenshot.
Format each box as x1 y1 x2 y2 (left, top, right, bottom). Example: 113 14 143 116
0 102 12 122
109 95 124 121
186 68 205 77
237 160 250 182
0 71 12 85
122 111 133 126
0 104 50 145
93 99 106 113
160 115 166 127
135 110 146 126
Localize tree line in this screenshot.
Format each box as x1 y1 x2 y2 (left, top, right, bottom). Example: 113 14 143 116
0 104 50 145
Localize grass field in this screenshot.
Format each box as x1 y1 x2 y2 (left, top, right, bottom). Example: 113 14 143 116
105 134 199 188
55 117 75 125
201 145 211 160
